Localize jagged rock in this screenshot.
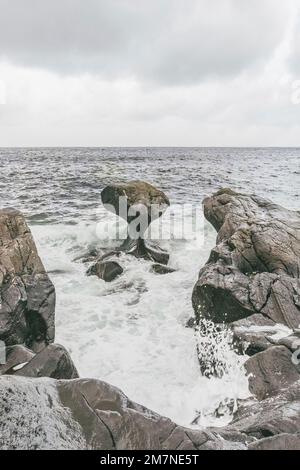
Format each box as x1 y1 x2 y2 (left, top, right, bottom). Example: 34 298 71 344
249 433 300 450
232 314 282 355
87 260 123 282
244 346 300 400
0 375 248 450
0 209 55 352
0 345 35 375
151 264 176 275
101 181 170 264
192 189 300 328
228 380 300 441
14 344 79 380
3 374 300 450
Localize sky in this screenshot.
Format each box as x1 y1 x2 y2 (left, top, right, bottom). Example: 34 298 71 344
0 0 300 147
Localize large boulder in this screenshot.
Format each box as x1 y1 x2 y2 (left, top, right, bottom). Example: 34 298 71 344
100 181 170 265
87 260 123 282
192 189 300 328
2 374 300 450
0 209 55 352
101 181 170 229
0 375 249 450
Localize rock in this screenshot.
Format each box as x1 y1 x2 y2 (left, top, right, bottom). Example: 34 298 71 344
0 375 248 450
232 314 280 355
101 181 170 228
244 346 300 400
101 181 170 264
0 209 55 352
151 263 176 275
192 189 300 328
229 380 300 440
119 238 169 265
249 433 300 450
87 260 123 282
0 345 35 375
14 344 79 380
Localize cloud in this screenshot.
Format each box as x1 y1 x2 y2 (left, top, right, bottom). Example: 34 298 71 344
0 0 292 84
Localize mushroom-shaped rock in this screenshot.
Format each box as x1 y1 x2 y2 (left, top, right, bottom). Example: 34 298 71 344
101 180 170 229
101 181 170 264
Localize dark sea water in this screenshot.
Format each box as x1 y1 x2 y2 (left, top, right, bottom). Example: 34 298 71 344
0 147 299 225
0 147 299 427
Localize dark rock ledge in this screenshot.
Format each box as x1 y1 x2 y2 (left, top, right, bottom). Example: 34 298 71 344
1 190 300 450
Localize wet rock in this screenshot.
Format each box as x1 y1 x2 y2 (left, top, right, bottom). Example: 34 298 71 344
229 380 300 441
249 433 300 450
0 209 55 352
244 346 300 400
101 181 170 264
151 263 176 275
0 375 247 450
192 189 300 328
101 180 170 228
15 344 79 380
87 260 123 282
232 315 280 355
0 345 35 375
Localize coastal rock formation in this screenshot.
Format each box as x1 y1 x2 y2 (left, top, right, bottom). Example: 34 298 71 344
101 181 170 228
0 209 55 352
192 189 300 328
101 181 170 265
0 375 249 450
244 345 300 400
1 374 300 450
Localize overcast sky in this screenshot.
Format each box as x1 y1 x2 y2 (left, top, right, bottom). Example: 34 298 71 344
0 0 300 146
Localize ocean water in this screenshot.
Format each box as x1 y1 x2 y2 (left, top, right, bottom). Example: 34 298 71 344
0 147 299 427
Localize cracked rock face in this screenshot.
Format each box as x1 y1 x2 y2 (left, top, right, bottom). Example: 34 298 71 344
0 209 55 352
192 189 300 328
2 375 300 450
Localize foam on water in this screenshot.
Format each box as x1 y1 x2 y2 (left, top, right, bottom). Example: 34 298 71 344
31 205 250 428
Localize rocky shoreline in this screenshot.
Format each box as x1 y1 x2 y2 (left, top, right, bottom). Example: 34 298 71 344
1 183 300 450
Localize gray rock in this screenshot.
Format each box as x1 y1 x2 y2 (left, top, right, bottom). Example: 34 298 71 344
151 263 176 275
15 344 79 380
0 345 35 375
0 375 248 450
0 209 55 352
101 181 170 264
244 346 300 400
192 189 300 328
101 180 170 228
87 260 123 282
249 433 300 450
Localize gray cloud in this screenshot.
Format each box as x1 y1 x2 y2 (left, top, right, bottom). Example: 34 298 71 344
0 0 290 84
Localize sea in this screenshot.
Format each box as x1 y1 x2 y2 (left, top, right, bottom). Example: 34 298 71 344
0 147 299 427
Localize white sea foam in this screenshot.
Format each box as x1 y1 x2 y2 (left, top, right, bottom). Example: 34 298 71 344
31 205 250 428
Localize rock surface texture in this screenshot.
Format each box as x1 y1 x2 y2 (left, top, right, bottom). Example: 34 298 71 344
0 209 55 352
192 189 300 328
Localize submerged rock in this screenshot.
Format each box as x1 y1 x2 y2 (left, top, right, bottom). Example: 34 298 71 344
192 189 300 328
0 209 55 352
87 260 123 282
151 263 176 275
